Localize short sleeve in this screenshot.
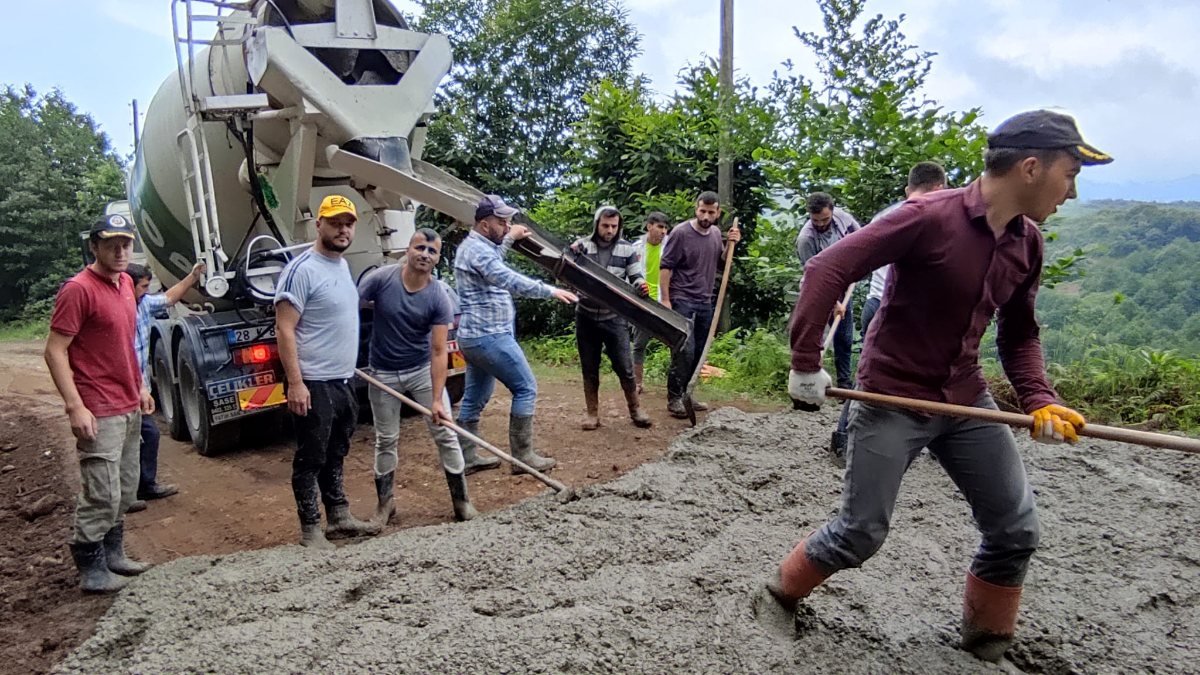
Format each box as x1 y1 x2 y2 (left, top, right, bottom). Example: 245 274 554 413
49 281 88 337
143 293 169 315
274 260 310 312
432 284 454 326
357 267 383 303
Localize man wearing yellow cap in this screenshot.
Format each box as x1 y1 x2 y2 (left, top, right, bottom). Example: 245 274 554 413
275 195 381 550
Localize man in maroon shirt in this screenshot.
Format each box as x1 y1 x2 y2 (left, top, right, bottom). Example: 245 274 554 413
768 110 1112 662
45 214 156 593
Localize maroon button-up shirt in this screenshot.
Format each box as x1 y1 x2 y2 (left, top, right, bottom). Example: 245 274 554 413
789 180 1059 413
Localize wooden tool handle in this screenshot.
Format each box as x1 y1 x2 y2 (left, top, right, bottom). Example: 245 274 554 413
828 388 1200 454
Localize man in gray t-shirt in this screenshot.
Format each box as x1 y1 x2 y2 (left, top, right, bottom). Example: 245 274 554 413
275 195 380 550
359 229 479 524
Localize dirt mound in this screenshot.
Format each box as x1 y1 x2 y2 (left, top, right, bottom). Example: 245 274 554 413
56 407 1200 673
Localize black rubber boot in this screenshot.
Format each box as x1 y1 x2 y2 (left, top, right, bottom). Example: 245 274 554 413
444 470 479 522
103 522 151 576
70 541 130 593
509 414 556 475
622 380 652 428
373 471 396 526
299 522 335 550
325 504 382 539
459 419 500 475
667 398 688 419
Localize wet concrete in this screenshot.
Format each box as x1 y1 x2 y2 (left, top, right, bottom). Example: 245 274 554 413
56 407 1200 673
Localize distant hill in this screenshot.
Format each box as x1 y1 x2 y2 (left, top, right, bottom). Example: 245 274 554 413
1078 175 1200 203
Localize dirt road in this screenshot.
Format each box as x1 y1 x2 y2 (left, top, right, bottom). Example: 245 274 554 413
0 339 771 674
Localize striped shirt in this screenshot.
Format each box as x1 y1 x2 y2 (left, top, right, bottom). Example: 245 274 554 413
454 231 552 339
135 293 169 387
570 235 644 320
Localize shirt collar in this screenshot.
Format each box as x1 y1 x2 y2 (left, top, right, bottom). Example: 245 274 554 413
963 179 1029 238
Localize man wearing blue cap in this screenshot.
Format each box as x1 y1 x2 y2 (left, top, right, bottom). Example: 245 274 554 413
771 110 1113 663
454 195 578 475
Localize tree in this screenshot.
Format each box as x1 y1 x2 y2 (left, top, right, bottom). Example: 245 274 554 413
0 86 126 322
415 0 641 207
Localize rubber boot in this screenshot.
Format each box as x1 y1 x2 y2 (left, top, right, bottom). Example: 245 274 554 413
103 522 151 576
459 419 500 475
634 363 645 395
961 571 1023 663
689 396 709 412
299 522 335 550
581 381 600 431
373 471 396 526
444 470 479 522
667 398 688 419
325 504 382 539
70 541 130 593
765 538 832 612
509 414 556 475
622 381 652 428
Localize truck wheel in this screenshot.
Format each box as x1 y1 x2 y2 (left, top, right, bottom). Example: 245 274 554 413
153 339 189 442
177 341 240 456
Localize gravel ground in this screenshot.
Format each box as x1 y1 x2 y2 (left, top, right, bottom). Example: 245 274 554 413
57 407 1200 673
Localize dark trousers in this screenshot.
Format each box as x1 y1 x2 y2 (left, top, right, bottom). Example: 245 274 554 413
667 299 714 402
832 303 854 389
838 296 881 435
291 379 357 525
576 313 636 391
138 414 160 490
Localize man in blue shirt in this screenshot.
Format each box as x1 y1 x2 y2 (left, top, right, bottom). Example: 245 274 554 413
126 260 204 507
454 195 577 474
360 228 478 524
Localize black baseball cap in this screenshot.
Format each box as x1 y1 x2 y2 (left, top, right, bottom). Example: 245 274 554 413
475 195 518 221
89 213 138 239
988 110 1113 165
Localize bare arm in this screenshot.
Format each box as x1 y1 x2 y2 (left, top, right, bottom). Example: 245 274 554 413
275 301 310 416
429 324 450 424
164 262 206 306
44 330 96 440
659 268 673 309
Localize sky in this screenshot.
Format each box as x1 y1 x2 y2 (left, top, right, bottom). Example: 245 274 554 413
3 0 1198 195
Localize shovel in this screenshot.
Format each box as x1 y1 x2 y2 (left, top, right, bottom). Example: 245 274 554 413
683 218 740 426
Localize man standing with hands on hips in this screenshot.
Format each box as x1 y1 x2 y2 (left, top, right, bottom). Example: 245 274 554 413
769 110 1112 663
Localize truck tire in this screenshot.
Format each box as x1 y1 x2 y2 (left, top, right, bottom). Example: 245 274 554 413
153 339 189 442
177 341 240 456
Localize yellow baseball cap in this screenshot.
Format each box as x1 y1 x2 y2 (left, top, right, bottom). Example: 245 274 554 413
318 195 357 220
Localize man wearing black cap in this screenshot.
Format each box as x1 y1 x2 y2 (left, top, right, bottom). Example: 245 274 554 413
45 215 156 593
454 195 578 475
770 110 1112 662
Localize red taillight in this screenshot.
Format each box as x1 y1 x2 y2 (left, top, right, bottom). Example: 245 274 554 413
235 344 274 365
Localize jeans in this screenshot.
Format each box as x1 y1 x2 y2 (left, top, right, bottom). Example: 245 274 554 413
807 393 1040 586
367 364 465 476
667 299 714 402
457 332 538 422
837 296 882 435
577 313 636 391
832 302 854 389
74 411 141 543
138 413 161 490
631 325 657 366
291 379 357 525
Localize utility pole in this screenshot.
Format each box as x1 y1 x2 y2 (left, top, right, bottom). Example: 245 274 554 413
717 0 734 332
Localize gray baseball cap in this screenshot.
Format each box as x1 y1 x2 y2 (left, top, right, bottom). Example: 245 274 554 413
475 195 518 221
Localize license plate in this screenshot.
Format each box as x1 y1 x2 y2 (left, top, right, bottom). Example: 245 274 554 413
227 325 276 345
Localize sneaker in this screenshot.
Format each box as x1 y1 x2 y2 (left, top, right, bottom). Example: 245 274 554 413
126 500 147 514
138 483 179 500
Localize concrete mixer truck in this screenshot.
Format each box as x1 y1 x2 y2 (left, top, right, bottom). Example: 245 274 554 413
134 0 689 456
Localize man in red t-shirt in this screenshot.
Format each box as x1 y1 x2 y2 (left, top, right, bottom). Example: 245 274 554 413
45 214 156 593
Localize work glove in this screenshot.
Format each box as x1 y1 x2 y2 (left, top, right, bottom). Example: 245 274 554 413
789 369 832 412
1030 404 1086 444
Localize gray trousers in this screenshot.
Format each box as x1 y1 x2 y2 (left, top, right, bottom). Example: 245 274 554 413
807 393 1040 586
74 411 141 543
367 364 465 476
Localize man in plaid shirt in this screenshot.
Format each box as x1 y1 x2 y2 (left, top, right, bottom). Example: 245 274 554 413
454 195 578 475
127 261 204 505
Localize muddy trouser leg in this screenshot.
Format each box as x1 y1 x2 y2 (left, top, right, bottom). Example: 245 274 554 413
400 364 466 475
138 413 160 490
367 370 404 477
805 401 937 574
117 412 142 518
602 317 636 389
291 381 334 526
927 393 1040 586
631 324 653 366
576 313 604 400
317 380 357 513
74 413 139 544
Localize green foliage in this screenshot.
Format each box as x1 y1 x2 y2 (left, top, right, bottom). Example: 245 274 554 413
759 0 987 222
416 0 640 206
0 85 126 321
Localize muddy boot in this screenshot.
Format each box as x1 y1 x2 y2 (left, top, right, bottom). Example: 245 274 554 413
667 398 688 419
765 539 832 612
459 419 500 475
103 522 151 576
70 541 130 593
299 522 335 550
373 471 396 526
623 382 652 428
444 470 479 522
581 381 600 431
509 414 556 475
689 396 709 412
634 363 645 395
960 572 1023 663
829 431 848 467
325 504 382 539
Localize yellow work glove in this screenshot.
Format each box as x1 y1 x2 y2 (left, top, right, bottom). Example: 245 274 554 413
1030 404 1086 444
